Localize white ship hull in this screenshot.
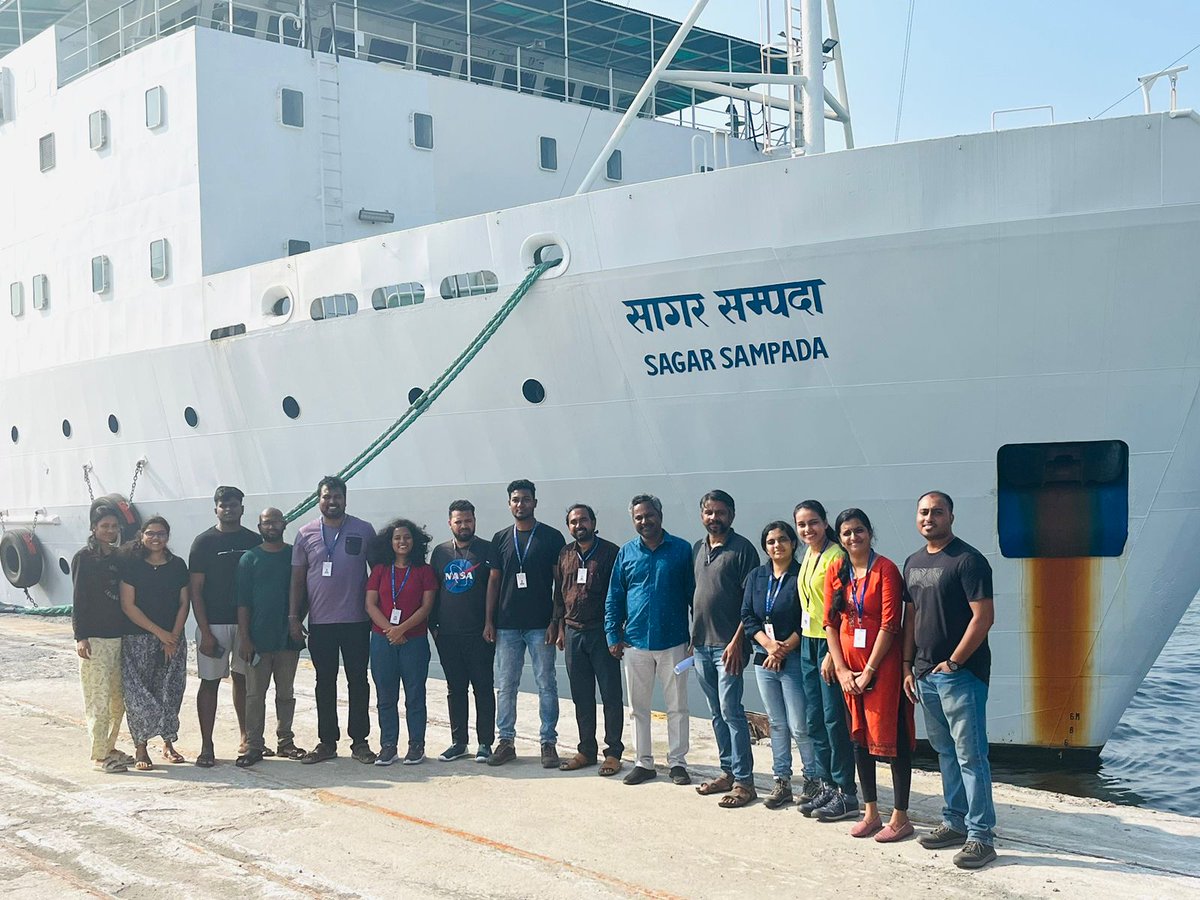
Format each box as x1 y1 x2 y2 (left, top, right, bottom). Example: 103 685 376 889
4 109 1200 752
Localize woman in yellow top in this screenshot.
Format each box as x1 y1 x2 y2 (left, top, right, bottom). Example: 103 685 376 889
793 500 859 819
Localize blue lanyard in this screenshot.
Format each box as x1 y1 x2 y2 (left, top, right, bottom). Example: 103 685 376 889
513 523 539 571
848 551 876 623
320 521 342 558
765 570 786 618
390 565 412 603
576 540 598 566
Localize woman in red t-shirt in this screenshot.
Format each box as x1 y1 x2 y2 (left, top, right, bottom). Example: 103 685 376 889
824 507 916 843
366 518 437 766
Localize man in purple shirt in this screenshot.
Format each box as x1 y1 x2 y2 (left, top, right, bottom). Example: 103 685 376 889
288 475 377 764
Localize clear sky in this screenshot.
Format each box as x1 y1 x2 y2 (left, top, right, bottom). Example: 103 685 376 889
624 0 1200 149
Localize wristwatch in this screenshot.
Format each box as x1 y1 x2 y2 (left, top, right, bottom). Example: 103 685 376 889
946 658 961 672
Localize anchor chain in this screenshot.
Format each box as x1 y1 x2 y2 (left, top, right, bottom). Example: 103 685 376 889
129 458 146 503
83 463 95 502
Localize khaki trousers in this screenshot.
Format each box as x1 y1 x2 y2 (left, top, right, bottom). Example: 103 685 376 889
245 650 300 752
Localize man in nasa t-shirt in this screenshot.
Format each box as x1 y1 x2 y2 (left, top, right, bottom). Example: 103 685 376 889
429 500 495 763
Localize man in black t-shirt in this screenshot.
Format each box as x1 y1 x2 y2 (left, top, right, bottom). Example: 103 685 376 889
484 479 566 769
902 491 997 870
188 485 262 767
429 500 496 763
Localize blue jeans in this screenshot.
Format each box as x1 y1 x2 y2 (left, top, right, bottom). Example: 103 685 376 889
369 632 431 750
799 636 857 793
495 628 559 744
918 670 997 845
754 651 815 780
694 644 753 783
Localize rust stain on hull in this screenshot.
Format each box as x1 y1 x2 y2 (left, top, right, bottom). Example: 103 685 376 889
1028 557 1098 747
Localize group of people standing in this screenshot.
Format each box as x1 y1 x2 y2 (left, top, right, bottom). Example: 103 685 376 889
71 478 999 870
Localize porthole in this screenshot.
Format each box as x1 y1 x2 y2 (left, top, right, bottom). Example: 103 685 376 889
407 387 423 405
9 426 17 443
62 419 72 438
282 396 301 419
107 414 119 434
533 243 564 266
184 406 199 428
522 379 546 404
58 557 70 575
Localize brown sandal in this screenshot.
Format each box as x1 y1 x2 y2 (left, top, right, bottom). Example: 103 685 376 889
598 756 622 776
559 752 596 771
696 772 735 795
718 784 757 808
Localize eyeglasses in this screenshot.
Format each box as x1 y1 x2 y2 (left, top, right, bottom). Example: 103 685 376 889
143 531 168 539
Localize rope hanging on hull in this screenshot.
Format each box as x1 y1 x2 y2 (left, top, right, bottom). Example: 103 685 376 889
282 259 559 523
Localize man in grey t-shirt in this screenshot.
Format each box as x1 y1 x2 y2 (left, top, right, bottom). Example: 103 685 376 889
288 475 377 765
691 490 759 806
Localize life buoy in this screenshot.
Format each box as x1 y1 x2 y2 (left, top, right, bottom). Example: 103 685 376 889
1 528 44 589
95 494 141 544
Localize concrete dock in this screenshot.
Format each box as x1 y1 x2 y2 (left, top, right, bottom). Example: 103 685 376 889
1 616 1197 899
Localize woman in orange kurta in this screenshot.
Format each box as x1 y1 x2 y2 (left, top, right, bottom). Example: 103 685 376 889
824 508 916 843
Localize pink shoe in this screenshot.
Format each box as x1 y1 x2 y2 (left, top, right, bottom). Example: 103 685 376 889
850 816 883 838
875 821 914 843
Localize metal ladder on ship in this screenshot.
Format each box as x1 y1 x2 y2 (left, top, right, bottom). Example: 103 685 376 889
317 58 345 246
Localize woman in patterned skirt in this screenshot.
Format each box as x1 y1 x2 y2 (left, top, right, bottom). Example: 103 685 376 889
119 516 190 770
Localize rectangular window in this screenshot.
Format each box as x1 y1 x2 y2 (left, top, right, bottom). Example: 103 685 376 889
539 136 557 172
9 282 23 317
149 239 169 280
145 86 165 128
88 110 109 150
287 239 310 256
280 88 304 128
39 133 55 172
91 255 111 293
606 149 622 182
997 440 1129 558
32 274 49 310
412 112 434 150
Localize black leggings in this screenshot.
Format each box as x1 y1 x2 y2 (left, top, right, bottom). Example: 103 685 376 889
854 701 912 811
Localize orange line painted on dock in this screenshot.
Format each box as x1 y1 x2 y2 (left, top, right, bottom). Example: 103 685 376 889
315 789 683 900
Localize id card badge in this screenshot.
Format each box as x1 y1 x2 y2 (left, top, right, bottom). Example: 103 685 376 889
576 567 588 584
516 572 528 589
853 627 867 649
800 610 812 632
764 622 776 641
321 561 333 577
389 608 402 626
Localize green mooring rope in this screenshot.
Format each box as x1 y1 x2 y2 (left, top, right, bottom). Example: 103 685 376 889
0 260 557 617
282 259 559 523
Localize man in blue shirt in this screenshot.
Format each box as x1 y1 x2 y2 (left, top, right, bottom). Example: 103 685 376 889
605 494 695 786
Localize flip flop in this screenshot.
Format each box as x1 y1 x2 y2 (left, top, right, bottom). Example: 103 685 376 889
696 773 735 796
134 759 154 771
194 751 215 768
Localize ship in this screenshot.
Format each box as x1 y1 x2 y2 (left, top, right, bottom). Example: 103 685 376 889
2 0 1198 754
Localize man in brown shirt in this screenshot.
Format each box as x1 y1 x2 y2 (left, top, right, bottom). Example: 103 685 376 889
553 503 623 775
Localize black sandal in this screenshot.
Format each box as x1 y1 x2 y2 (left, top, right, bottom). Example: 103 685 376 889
236 750 263 768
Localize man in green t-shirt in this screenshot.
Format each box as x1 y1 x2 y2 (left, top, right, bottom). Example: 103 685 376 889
236 508 306 767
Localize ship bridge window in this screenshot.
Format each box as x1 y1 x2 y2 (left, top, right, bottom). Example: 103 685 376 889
150 239 170 281
287 239 310 256
539 136 558 172
91 255 111 293
211 323 247 340
440 270 497 300
411 112 434 150
280 88 304 128
39 133 55 172
997 440 1129 558
145 86 165 129
9 282 24 317
606 150 623 182
310 293 358 320
89 110 109 150
372 283 425 309
32 275 49 311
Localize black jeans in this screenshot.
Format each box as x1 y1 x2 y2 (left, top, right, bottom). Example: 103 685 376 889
308 621 371 748
564 626 624 760
434 631 496 746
